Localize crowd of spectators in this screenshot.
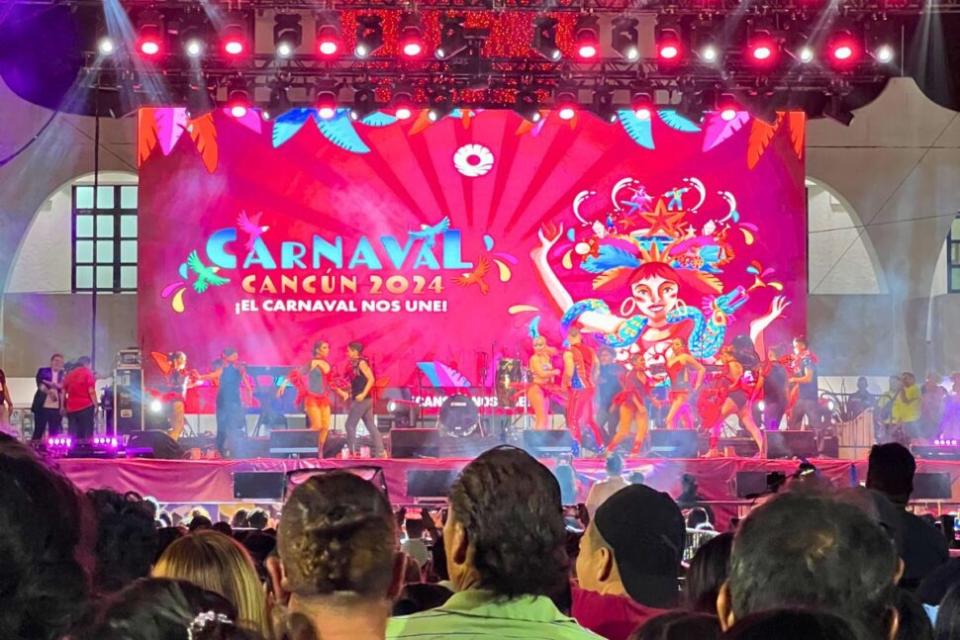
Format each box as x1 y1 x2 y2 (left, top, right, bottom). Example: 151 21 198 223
5 434 960 640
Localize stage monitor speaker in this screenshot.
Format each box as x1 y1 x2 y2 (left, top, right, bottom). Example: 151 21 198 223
407 470 460 498
735 471 782 498
766 431 818 459
126 430 183 459
233 471 286 499
820 436 839 459
913 472 953 500
269 430 319 458
113 368 144 434
234 437 271 459
391 429 441 458
649 430 699 458
522 430 574 457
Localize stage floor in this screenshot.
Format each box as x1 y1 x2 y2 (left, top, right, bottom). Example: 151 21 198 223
57 455 960 529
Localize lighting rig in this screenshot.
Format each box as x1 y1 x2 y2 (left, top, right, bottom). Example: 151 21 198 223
31 0 939 123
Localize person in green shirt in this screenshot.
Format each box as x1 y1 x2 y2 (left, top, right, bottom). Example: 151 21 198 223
387 446 603 640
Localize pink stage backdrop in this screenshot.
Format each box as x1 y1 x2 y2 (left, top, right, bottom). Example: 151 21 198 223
138 108 806 391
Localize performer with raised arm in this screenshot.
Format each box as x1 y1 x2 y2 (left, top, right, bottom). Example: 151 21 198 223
606 353 653 455
665 338 705 430
279 340 333 456
335 341 386 457
710 343 765 457
199 348 252 457
562 326 605 454
527 317 562 430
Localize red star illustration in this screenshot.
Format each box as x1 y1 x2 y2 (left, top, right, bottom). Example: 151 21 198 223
640 198 686 237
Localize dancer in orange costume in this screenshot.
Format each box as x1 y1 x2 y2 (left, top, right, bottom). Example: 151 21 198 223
607 354 652 455
665 339 705 430
527 325 562 430
710 345 765 457
563 326 605 452
279 340 333 457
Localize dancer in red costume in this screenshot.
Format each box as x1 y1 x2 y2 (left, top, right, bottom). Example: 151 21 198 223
278 340 333 456
527 332 562 430
665 338 705 430
705 345 765 457
607 354 653 454
562 326 605 453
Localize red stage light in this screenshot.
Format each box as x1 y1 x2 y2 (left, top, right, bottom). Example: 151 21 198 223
402 39 424 57
747 32 779 67
229 104 248 118
574 16 599 60
717 93 740 121
659 43 680 60
139 38 161 56
827 31 862 68
578 44 598 59
631 92 654 120
399 13 425 58
319 40 338 55
558 107 576 120
316 90 338 119
224 38 245 56
395 105 413 120
720 108 737 121
317 29 339 56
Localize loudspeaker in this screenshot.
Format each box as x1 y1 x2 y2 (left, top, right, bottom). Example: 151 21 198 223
113 368 144 434
649 430 699 458
522 430 575 457
391 429 441 458
820 436 839 458
233 471 286 499
913 472 953 500
407 469 460 498
766 431 817 459
126 430 184 459
735 471 775 498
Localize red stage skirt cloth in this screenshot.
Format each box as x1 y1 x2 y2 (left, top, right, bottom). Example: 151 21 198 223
57 457 960 530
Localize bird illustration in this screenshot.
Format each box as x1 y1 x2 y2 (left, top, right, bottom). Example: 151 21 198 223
408 217 451 247
747 261 784 291
237 211 269 252
186 251 230 293
454 255 491 295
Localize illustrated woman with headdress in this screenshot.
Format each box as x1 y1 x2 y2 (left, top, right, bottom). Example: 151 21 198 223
527 318 562 430
278 340 333 456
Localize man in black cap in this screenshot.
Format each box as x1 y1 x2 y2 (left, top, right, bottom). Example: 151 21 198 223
572 484 685 640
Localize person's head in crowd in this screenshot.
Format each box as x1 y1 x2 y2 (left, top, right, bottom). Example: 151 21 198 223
687 507 712 529
213 521 234 537
87 489 159 594
232 509 250 528
629 471 646 485
75 577 261 640
247 509 269 531
867 442 917 506
269 471 402 640
0 440 93 640
155 527 186 564
605 452 624 478
678 474 700 506
392 583 454 616
721 609 859 640
189 515 214 532
50 353 65 370
858 376 869 392
686 532 734 613
717 491 901 640
241 531 276 584
895 589 934 640
158 512 172 527
444 446 568 598
152 531 271 638
628 611 722 640
935 584 960 640
405 517 425 540
577 483 685 608
903 372 917 388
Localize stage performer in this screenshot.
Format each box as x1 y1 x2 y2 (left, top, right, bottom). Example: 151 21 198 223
335 342 386 457
595 347 625 439
279 341 333 456
665 338 705 430
200 348 252 457
710 344 765 457
760 347 790 430
562 326 605 453
787 336 819 430
606 354 652 454
527 320 562 430
31 353 65 440
164 352 199 441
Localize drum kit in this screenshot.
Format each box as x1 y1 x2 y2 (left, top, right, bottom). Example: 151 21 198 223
436 357 533 439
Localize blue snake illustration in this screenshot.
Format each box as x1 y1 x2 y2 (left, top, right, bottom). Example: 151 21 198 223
560 287 748 358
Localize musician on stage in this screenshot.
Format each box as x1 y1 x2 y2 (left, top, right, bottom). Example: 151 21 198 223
787 336 819 429
528 334 561 430
279 340 333 456
335 341 386 457
164 352 198 440
665 338 705 430
562 326 605 453
606 353 652 455
200 348 252 457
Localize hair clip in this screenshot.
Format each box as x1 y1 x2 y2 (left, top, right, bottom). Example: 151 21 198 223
187 610 233 640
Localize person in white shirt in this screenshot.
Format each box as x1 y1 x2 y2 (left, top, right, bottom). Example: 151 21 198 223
586 453 629 518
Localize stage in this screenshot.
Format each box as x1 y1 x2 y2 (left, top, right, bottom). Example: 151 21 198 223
57 455 960 530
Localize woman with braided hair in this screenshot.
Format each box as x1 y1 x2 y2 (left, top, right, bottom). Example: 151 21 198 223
267 471 404 640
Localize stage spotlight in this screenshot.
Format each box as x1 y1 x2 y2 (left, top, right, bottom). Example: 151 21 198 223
555 89 578 121
631 92 654 120
655 22 684 66
676 91 704 124
824 94 854 125
314 11 341 57
699 43 719 63
265 84 292 120
392 86 414 120
826 30 862 69
428 88 453 122
185 38 204 58
437 15 467 60
273 14 302 58
591 89 617 123
874 43 895 63
98 36 116 56
355 16 383 58
799 45 815 63
533 16 561 61
717 93 739 121
747 30 780 67
180 17 210 60
574 15 600 60
514 90 542 123
400 13 425 58
611 17 639 61
136 10 164 57
149 399 163 414
350 86 377 120
315 85 338 120
222 13 250 56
